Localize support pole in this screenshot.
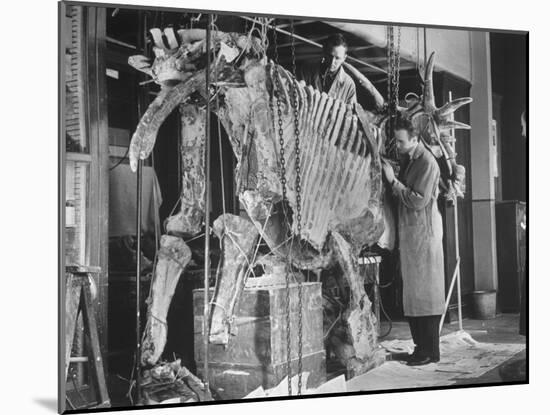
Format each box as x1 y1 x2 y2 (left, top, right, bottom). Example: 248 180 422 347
135 158 143 403
133 12 146 403
202 13 213 395
439 91 464 334
450 90 464 332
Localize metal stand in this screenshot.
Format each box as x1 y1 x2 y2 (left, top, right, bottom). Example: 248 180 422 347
202 14 213 396
358 255 382 336
439 91 464 334
135 159 143 403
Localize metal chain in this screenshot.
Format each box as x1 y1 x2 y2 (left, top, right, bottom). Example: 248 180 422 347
385 26 401 159
386 26 392 118
393 27 401 159
386 26 395 157
271 20 293 397
290 21 304 396
393 27 401 113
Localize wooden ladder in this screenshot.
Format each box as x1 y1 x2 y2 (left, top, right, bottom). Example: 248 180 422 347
65 266 110 409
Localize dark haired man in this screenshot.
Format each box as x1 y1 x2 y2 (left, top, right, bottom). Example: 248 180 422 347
298 33 357 105
319 33 357 104
381 116 445 366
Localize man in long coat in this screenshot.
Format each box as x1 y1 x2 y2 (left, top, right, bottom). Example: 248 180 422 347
381 115 445 366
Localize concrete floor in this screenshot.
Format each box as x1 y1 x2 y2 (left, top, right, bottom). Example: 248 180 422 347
105 313 526 408
378 312 527 385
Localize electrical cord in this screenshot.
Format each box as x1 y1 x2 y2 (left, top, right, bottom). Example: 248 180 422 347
109 146 130 170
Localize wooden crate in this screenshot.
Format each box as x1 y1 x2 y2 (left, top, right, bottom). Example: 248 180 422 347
193 282 326 399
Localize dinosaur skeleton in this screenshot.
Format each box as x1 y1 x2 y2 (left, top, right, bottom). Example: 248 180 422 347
128 26 472 373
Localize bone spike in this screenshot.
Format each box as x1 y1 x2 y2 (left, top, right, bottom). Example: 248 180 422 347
302 85 313 135
342 62 385 112
291 78 306 131
275 67 291 114
344 116 358 151
176 28 207 44
128 55 153 76
313 92 328 133
336 106 353 148
308 89 321 135
361 133 370 157
163 27 179 49
422 52 437 113
297 80 307 126
320 97 337 138
325 100 343 142
149 28 165 49
439 120 471 130
315 94 332 133
351 129 362 155
330 101 347 145
437 97 473 118
357 135 365 157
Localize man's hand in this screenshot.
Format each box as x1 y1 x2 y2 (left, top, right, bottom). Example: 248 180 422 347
381 159 396 184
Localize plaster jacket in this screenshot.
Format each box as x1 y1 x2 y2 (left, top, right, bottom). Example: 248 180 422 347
391 141 445 316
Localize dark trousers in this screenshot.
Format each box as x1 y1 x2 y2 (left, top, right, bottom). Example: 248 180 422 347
408 315 441 360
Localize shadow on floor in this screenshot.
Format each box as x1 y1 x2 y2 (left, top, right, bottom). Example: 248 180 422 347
33 398 58 413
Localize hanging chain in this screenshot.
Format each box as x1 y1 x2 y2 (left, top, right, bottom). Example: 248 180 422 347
394 27 401 160
271 20 293 397
386 26 401 159
290 20 304 396
386 25 393 120
393 27 402 114
386 26 395 157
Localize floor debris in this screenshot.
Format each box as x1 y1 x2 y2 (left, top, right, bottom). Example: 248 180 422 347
346 330 525 392
243 372 348 398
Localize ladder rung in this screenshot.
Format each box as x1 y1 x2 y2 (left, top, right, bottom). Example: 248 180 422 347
69 356 89 363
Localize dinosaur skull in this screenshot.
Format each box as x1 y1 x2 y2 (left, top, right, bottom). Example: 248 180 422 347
127 28 263 171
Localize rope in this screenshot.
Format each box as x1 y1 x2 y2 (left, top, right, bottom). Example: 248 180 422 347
244 203 274 281
157 248 189 272
150 313 168 327
223 229 257 277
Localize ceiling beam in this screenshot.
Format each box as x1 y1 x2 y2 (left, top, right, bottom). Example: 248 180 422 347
348 44 378 52
240 15 387 74
276 19 316 29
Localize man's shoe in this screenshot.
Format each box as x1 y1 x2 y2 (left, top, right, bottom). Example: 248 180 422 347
407 355 432 366
431 356 440 363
